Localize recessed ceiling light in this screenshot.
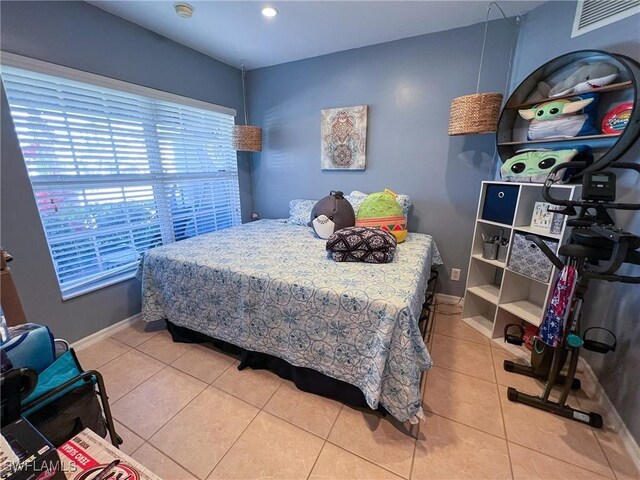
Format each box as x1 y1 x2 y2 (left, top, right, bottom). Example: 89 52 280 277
175 3 194 18
261 7 278 18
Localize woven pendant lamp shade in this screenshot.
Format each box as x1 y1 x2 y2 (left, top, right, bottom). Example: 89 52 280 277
232 125 262 152
448 92 503 136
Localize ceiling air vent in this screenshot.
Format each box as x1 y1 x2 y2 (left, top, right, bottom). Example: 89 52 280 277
572 0 640 37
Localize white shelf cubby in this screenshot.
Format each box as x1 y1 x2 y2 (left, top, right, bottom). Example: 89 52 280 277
462 181 581 341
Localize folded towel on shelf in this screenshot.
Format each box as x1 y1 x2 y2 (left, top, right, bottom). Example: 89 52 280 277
326 226 397 263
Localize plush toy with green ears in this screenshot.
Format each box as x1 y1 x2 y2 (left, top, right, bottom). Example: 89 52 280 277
519 95 598 140
501 149 578 183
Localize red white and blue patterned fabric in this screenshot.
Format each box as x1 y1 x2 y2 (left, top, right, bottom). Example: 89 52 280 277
539 266 578 348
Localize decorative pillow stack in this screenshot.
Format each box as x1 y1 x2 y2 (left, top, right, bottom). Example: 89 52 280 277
326 226 397 264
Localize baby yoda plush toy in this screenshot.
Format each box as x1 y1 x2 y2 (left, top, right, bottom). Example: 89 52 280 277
501 149 578 183
519 95 597 140
538 62 619 98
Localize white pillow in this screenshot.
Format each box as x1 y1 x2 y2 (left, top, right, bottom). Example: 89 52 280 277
346 190 412 218
288 199 317 226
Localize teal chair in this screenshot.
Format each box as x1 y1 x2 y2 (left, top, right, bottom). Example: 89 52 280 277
0 324 120 447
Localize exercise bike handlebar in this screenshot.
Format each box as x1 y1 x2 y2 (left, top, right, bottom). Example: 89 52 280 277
527 225 640 281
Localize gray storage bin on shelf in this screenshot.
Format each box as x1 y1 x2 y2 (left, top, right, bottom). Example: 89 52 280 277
508 233 558 283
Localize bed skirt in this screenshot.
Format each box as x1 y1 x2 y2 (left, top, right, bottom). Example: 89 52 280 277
166 320 386 413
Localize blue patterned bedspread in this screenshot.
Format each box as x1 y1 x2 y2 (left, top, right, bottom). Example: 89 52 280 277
139 220 442 422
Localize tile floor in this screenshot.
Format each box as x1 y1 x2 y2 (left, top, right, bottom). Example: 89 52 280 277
75 305 640 480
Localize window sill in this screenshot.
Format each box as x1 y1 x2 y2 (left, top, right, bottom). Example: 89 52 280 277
61 269 138 301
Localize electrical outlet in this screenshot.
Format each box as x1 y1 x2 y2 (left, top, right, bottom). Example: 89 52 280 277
451 268 461 281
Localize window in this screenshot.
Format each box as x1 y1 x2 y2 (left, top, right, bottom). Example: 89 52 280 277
1 54 240 299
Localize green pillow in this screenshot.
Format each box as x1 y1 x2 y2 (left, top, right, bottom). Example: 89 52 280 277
356 190 404 219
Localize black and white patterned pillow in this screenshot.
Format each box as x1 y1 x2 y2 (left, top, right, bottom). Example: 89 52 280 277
326 226 397 263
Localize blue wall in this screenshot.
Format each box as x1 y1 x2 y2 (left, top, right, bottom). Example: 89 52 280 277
0 1 248 342
510 1 640 442
248 19 520 296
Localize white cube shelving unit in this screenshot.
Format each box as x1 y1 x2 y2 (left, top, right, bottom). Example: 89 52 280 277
462 181 581 358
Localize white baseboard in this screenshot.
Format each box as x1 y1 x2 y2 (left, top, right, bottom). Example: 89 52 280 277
71 313 141 351
436 293 464 305
578 357 640 471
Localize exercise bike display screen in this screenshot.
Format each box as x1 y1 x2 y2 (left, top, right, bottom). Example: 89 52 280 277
583 171 616 202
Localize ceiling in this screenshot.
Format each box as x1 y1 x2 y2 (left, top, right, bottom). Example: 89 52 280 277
89 1 545 70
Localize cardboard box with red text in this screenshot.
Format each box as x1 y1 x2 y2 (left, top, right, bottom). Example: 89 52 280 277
57 429 160 480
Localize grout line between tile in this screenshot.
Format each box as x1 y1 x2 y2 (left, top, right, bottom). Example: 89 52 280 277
489 338 515 480
305 442 328 480
129 441 146 457
122 364 419 480
209 366 285 409
431 329 493 347
408 422 419 480
431 329 491 347
507 439 616 479
116 329 161 350
207 359 238 385
322 405 416 479
139 374 244 479
137 441 202 479
573 394 621 480
133 335 195 366
493 358 615 479
253 386 331 444
422 410 508 442
100 352 166 407
77 335 133 361
119 365 207 439
429 363 498 385
78 345 131 372
589 428 618 479
323 436 411 480
168 354 236 386
201 382 285 479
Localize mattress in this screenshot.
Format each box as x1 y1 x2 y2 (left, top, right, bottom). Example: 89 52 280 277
138 219 442 422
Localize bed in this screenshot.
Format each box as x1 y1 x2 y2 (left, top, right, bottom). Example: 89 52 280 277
139 219 442 422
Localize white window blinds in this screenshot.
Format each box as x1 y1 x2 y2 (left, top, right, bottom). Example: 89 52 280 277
2 60 241 299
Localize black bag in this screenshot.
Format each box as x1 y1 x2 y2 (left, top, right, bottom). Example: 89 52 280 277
25 382 107 447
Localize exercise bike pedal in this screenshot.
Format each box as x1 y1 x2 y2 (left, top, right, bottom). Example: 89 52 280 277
582 327 617 354
583 341 611 354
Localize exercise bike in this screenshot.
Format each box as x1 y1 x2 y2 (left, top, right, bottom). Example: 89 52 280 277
502 161 640 428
